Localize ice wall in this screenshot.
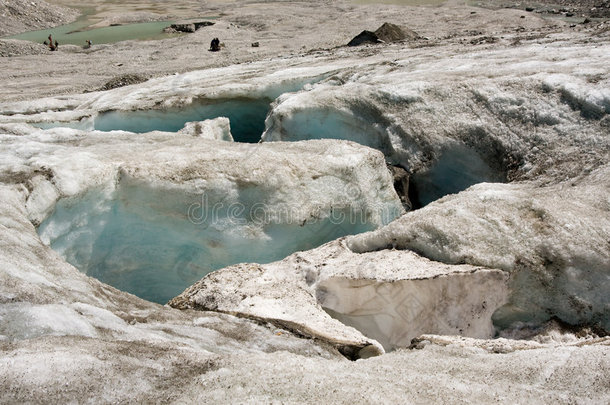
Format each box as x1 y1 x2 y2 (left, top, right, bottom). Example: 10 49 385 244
261 82 508 207
319 270 508 351
263 85 395 153
348 175 610 332
5 69 334 144
22 129 403 304
410 143 505 207
93 98 271 143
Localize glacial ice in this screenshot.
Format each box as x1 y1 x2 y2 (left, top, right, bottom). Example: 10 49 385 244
169 38 608 343
13 127 403 303
0 32 607 378
171 236 513 356
348 175 610 332
28 99 270 143
10 72 332 144
320 273 507 351
261 82 509 206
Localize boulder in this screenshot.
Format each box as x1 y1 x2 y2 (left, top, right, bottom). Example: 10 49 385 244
171 23 196 33
194 21 215 30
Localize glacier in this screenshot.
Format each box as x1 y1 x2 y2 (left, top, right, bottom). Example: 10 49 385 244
171 37 608 345
1 33 608 348
0 10 609 402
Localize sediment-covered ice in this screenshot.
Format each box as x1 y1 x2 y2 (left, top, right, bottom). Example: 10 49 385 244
348 170 610 332
171 238 509 354
0 19 609 402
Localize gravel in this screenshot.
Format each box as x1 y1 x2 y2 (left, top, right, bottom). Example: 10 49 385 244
0 0 79 37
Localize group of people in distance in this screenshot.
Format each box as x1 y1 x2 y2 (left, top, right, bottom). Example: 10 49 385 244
44 34 93 50
44 33 219 52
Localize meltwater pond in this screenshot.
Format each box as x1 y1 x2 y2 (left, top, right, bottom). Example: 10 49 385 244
6 19 178 46
38 179 381 304
34 95 297 143
94 99 271 143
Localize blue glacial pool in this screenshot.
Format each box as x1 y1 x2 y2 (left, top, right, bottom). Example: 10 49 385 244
37 179 385 304
94 98 272 143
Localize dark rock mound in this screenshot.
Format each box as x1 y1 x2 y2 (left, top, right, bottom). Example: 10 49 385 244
170 23 196 33
98 74 148 91
194 21 215 30
375 22 419 42
348 22 420 46
348 30 382 46
166 21 215 33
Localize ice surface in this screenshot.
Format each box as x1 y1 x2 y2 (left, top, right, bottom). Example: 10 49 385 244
0 303 98 341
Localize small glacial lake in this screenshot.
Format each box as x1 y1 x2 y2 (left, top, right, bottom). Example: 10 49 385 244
5 18 179 46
